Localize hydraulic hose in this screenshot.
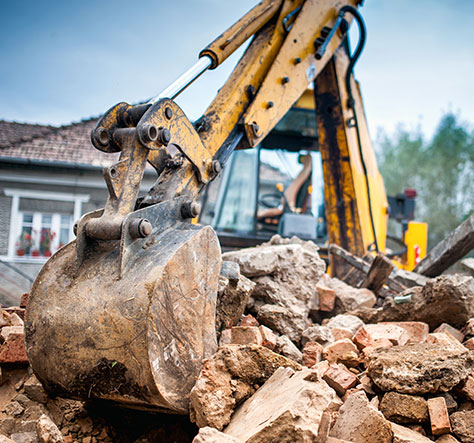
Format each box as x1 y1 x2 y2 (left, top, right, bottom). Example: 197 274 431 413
340 6 379 253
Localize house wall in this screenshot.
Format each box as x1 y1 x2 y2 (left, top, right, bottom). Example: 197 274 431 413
0 161 157 305
0 194 11 256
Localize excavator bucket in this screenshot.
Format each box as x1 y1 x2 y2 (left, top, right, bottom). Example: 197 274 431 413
25 198 221 413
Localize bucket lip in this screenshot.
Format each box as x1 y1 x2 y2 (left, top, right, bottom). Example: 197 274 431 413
146 225 221 412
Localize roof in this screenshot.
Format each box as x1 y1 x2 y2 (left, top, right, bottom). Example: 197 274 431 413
0 118 120 168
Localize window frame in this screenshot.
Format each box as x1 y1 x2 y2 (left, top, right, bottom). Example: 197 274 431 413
3 188 90 262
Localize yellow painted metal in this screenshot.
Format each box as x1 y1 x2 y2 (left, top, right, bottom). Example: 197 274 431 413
140 99 213 184
332 49 389 254
243 0 358 147
294 88 315 110
199 0 304 159
200 0 284 68
403 221 428 270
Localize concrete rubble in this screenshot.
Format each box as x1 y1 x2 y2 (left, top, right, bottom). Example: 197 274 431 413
0 236 473 442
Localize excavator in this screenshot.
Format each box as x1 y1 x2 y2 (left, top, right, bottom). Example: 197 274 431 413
25 0 428 414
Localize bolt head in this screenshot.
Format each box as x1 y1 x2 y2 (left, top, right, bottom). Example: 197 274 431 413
159 128 171 145
164 107 173 119
181 201 201 219
96 127 110 147
139 219 153 237
251 122 260 137
210 160 221 174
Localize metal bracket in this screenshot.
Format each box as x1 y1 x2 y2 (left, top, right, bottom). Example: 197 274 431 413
119 197 190 277
138 99 214 184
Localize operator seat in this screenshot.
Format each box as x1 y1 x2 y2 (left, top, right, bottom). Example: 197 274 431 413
257 154 312 225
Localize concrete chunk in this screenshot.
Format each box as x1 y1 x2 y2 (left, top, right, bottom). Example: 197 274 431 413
192 427 240 443
450 410 474 443
224 366 342 442
391 422 432 442
366 343 474 394
275 335 302 363
36 414 64 442
380 392 429 424
189 345 300 430
330 391 393 443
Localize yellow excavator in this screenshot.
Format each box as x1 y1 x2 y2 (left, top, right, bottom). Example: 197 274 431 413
25 0 427 414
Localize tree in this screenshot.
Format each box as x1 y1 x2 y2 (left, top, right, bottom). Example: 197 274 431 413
377 113 474 248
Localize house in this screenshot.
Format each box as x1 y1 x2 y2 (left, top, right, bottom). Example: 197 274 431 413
0 119 156 305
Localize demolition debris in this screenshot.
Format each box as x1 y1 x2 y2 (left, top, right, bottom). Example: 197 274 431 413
0 236 473 442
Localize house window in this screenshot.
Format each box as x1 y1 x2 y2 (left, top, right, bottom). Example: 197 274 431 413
16 212 73 258
4 189 90 261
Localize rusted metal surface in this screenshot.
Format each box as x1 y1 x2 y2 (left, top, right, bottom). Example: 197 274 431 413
25 198 221 413
314 54 364 256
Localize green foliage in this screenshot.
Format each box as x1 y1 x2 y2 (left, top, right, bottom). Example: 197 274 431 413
377 113 474 248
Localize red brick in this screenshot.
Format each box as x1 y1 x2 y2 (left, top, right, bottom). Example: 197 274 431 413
302 341 323 368
356 324 409 349
20 293 30 309
434 323 464 342
4 307 25 321
323 339 359 367
381 321 429 343
323 363 358 396
0 332 28 364
317 284 336 312
353 326 372 350
427 397 451 436
238 314 259 327
331 328 353 341
463 337 474 351
258 325 277 351
219 327 262 346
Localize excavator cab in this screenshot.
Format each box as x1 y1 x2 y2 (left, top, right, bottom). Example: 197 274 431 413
199 91 328 250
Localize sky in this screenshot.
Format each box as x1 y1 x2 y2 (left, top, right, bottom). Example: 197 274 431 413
1 0 474 141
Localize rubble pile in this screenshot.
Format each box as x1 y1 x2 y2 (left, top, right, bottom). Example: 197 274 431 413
1 236 474 442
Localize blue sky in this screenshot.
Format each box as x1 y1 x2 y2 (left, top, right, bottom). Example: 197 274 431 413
1 0 473 140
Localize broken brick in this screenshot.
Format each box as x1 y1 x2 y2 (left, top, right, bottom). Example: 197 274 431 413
434 323 465 343
258 325 277 351
317 284 336 312
427 397 452 436
302 341 323 368
323 339 359 367
381 321 429 343
323 363 358 396
0 332 28 364
353 324 409 350
462 338 474 351
219 327 263 347
20 293 29 309
331 327 353 341
238 314 259 327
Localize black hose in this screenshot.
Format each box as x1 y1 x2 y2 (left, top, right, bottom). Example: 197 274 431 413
340 6 379 253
